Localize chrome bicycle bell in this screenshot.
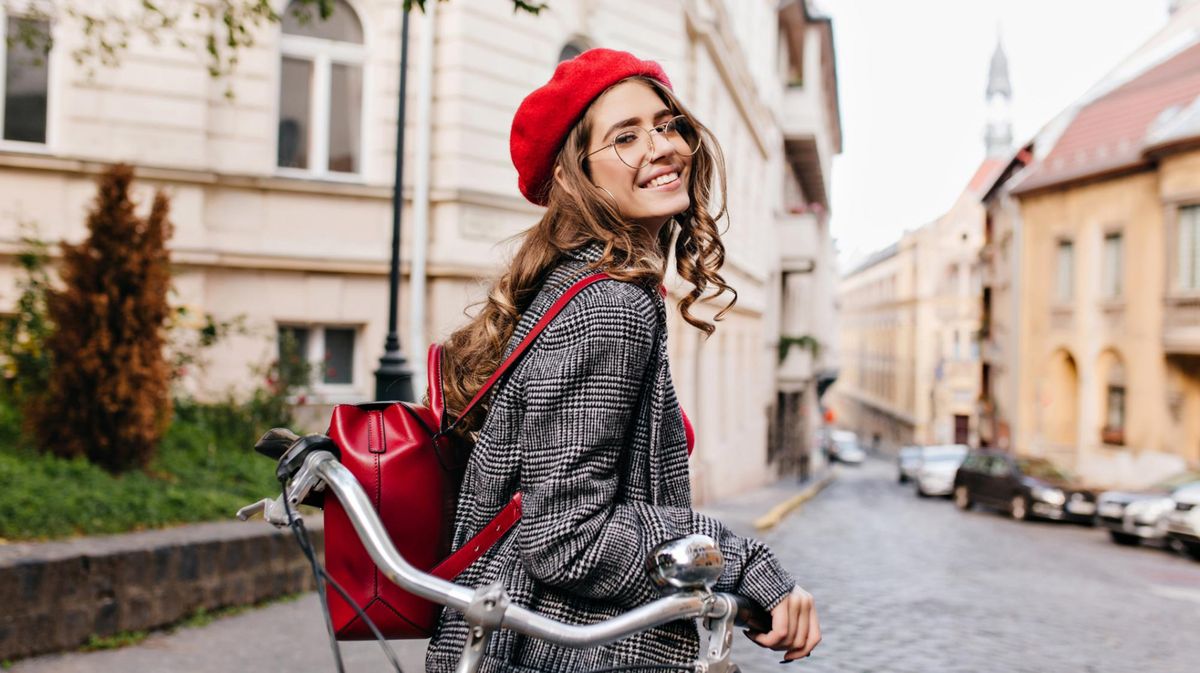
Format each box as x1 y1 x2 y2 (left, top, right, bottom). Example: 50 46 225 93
645 534 725 592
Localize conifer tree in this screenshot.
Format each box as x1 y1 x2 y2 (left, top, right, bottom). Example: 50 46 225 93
32 165 173 472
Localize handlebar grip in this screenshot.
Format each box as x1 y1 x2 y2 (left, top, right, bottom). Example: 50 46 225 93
255 428 300 460
731 595 772 634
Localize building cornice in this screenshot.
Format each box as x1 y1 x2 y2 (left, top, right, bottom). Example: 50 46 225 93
0 151 396 200
683 0 774 158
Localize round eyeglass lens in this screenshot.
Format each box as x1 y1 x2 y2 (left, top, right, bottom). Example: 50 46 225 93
612 116 702 169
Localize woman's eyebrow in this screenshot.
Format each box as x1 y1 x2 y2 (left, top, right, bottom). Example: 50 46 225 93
601 108 673 140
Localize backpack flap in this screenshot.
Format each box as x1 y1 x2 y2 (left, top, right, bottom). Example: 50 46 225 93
427 343 448 432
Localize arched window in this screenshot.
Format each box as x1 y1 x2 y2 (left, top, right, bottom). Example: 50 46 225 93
278 0 365 176
1102 356 1126 445
558 37 591 63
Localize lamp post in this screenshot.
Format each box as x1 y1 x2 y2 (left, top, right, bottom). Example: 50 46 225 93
374 6 415 401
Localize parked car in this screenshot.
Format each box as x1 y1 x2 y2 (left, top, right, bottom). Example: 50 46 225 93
913 444 969 497
952 451 1097 524
897 445 922 483
827 430 865 465
1097 469 1200 546
1165 483 1200 560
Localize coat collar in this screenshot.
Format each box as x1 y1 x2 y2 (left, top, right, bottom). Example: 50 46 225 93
563 240 606 264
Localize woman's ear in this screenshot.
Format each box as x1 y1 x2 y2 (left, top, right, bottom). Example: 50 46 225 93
553 165 577 199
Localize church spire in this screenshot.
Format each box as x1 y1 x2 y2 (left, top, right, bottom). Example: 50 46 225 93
985 32 1013 158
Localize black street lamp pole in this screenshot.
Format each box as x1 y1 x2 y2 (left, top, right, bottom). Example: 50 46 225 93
375 7 415 401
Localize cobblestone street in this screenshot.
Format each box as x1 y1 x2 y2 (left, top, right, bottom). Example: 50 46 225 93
720 459 1200 673
13 457 1200 673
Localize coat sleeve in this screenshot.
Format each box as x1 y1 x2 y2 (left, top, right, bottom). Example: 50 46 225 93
515 283 796 612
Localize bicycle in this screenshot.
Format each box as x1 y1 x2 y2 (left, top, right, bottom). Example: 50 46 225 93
237 430 772 673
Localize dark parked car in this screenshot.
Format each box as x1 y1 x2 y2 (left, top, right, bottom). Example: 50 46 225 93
1097 469 1200 546
953 451 1097 524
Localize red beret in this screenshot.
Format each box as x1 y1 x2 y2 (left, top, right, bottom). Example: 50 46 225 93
510 48 673 206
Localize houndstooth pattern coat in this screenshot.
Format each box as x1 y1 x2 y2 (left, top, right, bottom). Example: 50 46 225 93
425 241 796 672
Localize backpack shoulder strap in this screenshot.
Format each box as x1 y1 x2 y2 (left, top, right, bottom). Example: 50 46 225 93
440 271 611 435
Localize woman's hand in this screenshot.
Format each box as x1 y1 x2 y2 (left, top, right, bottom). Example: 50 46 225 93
745 585 820 662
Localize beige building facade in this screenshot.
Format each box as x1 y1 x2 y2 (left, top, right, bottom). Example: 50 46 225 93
834 237 918 449
0 0 840 502
834 171 989 451
1002 37 1200 487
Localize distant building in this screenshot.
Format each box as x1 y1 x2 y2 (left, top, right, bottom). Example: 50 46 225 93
977 145 1032 452
771 1 843 481
834 37 1005 450
834 238 918 449
0 0 841 502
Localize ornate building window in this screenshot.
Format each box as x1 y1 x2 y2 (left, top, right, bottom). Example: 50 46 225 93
1102 358 1125 446
278 0 365 177
278 324 358 387
1 12 50 145
558 37 592 63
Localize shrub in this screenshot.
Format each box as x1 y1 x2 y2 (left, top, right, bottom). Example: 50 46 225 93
0 236 53 411
30 165 173 472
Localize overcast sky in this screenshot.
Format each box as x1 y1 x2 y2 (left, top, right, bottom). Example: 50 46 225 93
818 0 1178 270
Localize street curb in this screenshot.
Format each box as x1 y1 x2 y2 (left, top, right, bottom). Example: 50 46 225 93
753 470 836 532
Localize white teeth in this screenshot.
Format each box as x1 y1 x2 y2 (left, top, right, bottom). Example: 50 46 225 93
643 172 678 188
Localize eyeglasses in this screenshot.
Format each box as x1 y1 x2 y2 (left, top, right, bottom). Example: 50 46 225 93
584 115 701 169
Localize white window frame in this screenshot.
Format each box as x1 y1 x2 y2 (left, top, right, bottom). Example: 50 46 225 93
275 1 369 182
0 5 58 154
278 322 362 403
1102 231 1123 299
1055 239 1074 304
1179 205 1200 293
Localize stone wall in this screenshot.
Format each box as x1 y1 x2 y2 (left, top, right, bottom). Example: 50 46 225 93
0 519 323 662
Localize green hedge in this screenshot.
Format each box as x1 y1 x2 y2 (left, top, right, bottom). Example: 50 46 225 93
0 399 289 541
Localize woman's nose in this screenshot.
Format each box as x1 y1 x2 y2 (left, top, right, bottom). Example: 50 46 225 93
647 132 678 163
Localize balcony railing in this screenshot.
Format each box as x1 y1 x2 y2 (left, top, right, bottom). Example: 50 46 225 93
1163 294 1200 354
1050 306 1074 332
778 212 820 273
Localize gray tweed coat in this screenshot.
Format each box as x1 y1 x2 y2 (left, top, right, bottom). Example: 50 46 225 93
425 241 795 672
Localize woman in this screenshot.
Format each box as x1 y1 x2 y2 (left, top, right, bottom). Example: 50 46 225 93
426 48 819 672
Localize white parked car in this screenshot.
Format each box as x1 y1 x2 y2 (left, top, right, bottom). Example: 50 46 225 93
1165 483 1200 561
1096 469 1200 546
913 444 969 497
826 430 865 465
897 445 922 483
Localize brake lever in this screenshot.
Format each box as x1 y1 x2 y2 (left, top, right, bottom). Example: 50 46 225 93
235 495 295 527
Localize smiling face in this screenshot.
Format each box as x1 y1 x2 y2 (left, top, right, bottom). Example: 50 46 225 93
581 79 693 236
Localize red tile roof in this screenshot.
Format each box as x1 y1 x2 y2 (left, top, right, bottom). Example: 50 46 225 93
1012 41 1200 195
966 157 1006 194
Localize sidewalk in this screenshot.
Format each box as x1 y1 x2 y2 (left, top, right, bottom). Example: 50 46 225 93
9 474 834 672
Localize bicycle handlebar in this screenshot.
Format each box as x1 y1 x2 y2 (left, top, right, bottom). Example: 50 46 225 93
311 451 759 648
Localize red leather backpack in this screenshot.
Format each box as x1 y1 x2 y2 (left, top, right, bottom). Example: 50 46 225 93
321 272 613 639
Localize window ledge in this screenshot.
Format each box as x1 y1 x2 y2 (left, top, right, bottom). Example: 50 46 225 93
289 387 363 406
1165 292 1200 305
274 166 367 186
0 151 393 199
0 140 52 156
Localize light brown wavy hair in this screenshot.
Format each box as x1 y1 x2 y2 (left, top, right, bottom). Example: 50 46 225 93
439 76 736 441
